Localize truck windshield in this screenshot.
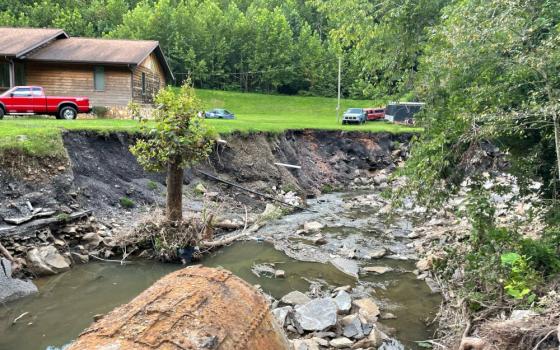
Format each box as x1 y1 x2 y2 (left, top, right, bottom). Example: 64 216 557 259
347 108 362 113
0 87 16 97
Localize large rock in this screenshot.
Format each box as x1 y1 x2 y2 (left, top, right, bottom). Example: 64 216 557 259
272 306 292 327
303 221 324 233
82 232 102 248
367 248 387 259
333 290 352 313
294 298 338 331
352 327 388 349
341 314 363 339
352 298 380 323
330 257 359 279
292 339 320 350
68 266 290 350
281 290 311 306
330 337 354 349
27 245 71 275
0 258 38 303
363 266 392 274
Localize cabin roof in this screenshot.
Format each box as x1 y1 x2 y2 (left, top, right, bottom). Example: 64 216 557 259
0 27 68 57
26 37 174 81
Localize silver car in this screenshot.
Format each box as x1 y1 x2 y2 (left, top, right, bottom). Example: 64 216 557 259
342 108 366 124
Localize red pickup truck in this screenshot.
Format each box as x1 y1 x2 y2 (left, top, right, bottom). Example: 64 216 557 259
365 107 385 121
0 86 91 120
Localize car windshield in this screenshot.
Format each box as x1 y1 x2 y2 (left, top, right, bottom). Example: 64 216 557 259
347 108 362 113
214 109 225 113
0 87 16 97
224 110 232 114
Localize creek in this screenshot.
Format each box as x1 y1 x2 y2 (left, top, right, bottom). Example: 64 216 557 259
0 191 441 350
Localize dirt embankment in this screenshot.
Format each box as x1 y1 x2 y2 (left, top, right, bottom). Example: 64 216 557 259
60 130 410 217
0 130 411 278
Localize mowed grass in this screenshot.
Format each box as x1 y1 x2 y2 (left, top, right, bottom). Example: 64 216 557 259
0 89 420 157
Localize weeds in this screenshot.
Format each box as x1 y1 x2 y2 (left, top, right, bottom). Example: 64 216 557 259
119 196 135 209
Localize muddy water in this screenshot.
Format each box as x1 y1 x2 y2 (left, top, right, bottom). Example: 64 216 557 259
0 191 441 350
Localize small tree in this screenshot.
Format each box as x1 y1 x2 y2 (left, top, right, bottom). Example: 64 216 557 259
130 83 215 221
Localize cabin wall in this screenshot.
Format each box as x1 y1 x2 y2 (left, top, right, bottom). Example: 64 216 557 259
132 53 167 104
26 62 132 107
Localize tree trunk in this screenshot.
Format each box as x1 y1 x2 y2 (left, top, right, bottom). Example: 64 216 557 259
166 159 184 222
554 113 560 183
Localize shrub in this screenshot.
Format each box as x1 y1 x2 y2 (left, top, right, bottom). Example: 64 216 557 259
147 180 158 191
119 196 135 209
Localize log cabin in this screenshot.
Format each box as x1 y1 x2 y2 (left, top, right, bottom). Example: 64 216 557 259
0 27 173 107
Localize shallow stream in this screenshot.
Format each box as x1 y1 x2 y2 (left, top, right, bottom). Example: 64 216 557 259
0 191 441 350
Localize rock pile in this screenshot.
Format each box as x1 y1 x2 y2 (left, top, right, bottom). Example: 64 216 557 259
1 215 118 279
268 287 401 350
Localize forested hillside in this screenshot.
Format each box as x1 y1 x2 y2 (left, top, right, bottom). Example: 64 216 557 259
0 0 449 99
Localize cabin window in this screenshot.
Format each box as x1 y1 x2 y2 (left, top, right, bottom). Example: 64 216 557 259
15 63 25 85
94 66 105 91
0 62 9 89
141 72 146 95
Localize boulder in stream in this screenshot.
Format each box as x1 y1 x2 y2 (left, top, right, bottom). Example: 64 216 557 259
303 221 324 233
281 290 311 306
26 245 71 275
333 290 352 313
353 298 380 323
340 314 363 339
0 258 38 303
67 266 290 350
294 298 338 331
329 337 354 348
363 266 392 274
330 257 359 279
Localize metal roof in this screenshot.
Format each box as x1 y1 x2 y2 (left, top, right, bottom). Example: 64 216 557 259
26 37 174 81
0 27 68 57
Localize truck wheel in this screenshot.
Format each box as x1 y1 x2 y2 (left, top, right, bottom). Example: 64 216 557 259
58 106 77 120
0 108 4 120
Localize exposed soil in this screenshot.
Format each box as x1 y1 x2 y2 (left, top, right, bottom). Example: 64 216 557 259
0 129 412 272
1 129 409 222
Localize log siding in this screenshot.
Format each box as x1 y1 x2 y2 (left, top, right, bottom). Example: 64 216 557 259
132 53 167 104
26 62 132 107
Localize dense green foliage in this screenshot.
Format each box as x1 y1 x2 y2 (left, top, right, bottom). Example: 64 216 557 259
398 0 560 312
130 84 216 172
0 0 448 99
402 0 560 201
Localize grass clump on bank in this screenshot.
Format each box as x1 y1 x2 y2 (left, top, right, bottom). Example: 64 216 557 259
0 89 420 158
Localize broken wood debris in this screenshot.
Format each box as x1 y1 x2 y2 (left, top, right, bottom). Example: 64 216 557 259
196 169 314 212
0 210 92 238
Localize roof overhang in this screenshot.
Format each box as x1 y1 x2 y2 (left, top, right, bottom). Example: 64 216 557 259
15 30 68 59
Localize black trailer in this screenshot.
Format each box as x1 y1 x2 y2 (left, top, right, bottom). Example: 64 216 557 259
385 102 424 124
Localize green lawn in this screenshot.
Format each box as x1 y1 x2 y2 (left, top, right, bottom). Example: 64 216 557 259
0 89 419 157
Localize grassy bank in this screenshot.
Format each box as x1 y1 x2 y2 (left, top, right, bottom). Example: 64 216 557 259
0 89 419 157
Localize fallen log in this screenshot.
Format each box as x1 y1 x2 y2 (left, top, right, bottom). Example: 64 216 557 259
196 169 314 212
0 210 92 238
201 230 251 248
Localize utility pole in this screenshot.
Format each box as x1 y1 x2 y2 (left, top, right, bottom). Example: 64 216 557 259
336 56 341 123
